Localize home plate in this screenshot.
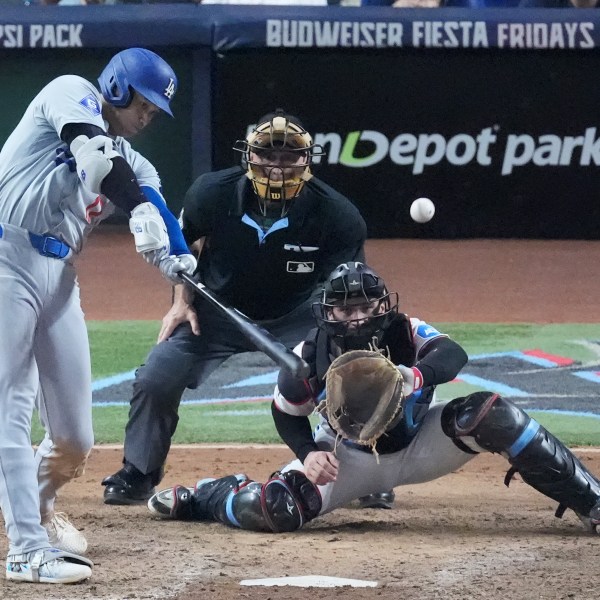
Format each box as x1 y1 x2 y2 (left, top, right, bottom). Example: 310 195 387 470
240 575 378 588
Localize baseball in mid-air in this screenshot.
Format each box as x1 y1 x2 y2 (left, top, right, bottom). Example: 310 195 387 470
410 197 435 223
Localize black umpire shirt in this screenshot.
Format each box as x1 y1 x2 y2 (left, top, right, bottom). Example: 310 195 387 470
180 167 367 320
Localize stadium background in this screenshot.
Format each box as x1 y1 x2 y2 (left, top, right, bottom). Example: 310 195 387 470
1 5 600 600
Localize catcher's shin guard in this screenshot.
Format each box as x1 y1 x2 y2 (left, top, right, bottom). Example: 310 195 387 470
191 474 249 523
441 392 600 521
191 470 322 533
149 475 250 521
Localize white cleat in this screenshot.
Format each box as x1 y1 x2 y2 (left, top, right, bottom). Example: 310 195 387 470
43 512 88 555
576 499 600 534
6 548 92 584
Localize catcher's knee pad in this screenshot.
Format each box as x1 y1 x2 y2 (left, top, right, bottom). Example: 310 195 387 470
192 470 322 533
441 392 531 454
260 470 322 532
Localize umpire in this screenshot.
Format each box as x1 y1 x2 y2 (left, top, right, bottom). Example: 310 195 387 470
102 108 367 504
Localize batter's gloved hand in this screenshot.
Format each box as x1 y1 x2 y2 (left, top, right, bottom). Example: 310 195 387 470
396 365 424 397
158 253 197 284
317 349 405 453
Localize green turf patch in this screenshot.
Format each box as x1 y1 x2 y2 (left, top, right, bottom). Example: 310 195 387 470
87 320 160 378
76 321 600 447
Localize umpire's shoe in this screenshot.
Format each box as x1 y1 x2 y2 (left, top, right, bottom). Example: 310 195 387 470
358 490 396 510
102 462 162 505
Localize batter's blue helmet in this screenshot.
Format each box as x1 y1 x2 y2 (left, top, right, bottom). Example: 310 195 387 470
98 48 177 117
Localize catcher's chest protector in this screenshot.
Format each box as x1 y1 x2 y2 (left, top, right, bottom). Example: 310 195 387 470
305 315 417 392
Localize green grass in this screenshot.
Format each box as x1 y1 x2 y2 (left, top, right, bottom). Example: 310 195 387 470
437 323 600 363
32 321 599 447
87 320 160 378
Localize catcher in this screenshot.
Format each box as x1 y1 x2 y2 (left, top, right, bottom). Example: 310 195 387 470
146 262 600 533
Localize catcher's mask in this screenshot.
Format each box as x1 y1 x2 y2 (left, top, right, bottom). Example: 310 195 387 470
313 262 398 351
233 109 324 218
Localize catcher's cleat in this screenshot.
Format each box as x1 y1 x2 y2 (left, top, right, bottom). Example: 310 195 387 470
358 490 396 510
148 485 195 520
101 462 160 505
577 500 600 534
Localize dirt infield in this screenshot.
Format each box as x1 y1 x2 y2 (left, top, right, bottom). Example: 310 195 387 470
1 227 599 599
1 447 598 600
75 226 600 323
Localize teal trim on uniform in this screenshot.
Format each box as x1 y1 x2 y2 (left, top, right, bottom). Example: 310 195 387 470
225 491 241 527
507 420 540 457
403 393 420 433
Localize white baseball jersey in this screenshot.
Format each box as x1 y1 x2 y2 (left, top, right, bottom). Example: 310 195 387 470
0 74 161 253
0 73 163 558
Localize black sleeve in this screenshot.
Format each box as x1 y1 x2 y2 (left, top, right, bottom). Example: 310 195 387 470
271 402 319 463
415 337 468 387
60 123 106 145
100 157 146 214
60 122 145 214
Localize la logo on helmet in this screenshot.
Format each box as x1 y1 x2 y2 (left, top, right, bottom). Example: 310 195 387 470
164 78 176 100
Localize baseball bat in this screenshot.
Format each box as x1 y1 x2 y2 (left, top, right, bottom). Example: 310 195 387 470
178 272 310 378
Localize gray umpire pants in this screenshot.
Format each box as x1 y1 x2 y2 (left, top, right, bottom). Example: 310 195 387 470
124 292 319 475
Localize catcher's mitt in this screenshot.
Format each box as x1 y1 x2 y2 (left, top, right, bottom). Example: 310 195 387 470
318 349 405 453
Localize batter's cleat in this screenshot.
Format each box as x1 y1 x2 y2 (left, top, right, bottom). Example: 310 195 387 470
102 462 159 505
6 548 92 584
148 485 194 520
358 490 396 510
576 500 600 534
42 513 88 555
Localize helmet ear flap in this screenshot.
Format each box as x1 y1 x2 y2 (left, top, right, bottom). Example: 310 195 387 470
98 48 177 117
106 72 133 109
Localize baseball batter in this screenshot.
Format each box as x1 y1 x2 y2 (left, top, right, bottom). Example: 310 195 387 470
0 48 195 584
147 262 600 537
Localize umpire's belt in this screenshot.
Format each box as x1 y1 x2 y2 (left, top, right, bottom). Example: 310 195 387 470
0 223 72 260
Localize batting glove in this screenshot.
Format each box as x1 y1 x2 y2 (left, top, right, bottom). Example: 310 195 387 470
397 364 424 397
142 247 169 267
158 253 197 284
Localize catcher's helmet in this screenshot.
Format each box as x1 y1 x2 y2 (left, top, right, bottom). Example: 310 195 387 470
98 48 177 117
233 109 324 217
314 262 398 350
